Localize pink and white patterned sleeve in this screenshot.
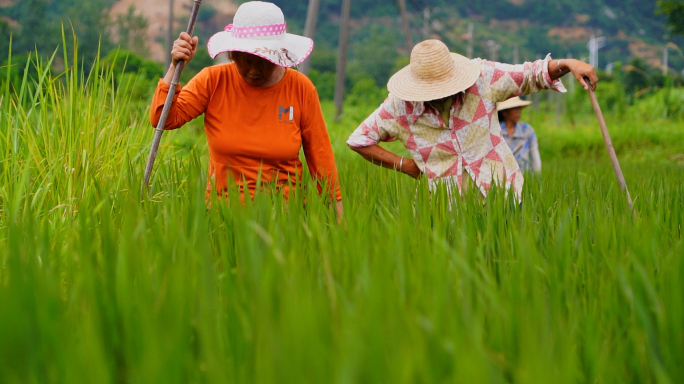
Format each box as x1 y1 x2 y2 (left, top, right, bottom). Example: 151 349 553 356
347 97 399 148
477 55 568 103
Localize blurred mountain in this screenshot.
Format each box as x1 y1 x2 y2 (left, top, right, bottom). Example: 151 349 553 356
1 0 682 72
108 0 237 62
272 0 682 71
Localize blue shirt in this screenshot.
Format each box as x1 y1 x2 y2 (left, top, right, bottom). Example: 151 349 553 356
500 121 541 173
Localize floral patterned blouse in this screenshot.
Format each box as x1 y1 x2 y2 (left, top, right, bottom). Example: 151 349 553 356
347 56 566 201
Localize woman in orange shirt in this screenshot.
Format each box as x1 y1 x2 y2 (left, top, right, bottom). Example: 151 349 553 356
150 1 343 219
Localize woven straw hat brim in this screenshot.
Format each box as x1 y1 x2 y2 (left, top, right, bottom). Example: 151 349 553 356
387 53 481 102
496 97 532 111
207 31 313 68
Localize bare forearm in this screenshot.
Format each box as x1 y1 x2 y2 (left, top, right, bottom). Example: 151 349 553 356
548 58 598 90
162 63 178 86
548 58 574 80
351 145 400 168
348 144 421 178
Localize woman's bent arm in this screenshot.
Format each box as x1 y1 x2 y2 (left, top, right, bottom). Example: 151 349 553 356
348 144 422 179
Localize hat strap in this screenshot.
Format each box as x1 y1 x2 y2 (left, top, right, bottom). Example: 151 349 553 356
224 22 287 38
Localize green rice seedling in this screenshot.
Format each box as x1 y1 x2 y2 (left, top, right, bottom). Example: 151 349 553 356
1 39 683 384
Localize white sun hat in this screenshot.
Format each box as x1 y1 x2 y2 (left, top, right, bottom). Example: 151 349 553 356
496 96 533 111
207 1 313 67
387 40 481 102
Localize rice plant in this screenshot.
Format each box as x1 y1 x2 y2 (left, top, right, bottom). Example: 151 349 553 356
1 44 683 384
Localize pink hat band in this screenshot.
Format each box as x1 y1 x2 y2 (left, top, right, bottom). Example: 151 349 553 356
225 22 287 39
207 2 312 67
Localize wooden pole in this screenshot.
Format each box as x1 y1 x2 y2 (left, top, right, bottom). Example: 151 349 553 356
143 0 203 191
334 0 351 121
165 0 175 69
397 0 412 50
299 0 320 76
585 79 635 216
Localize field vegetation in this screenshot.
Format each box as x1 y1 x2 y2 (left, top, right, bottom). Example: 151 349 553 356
1 40 683 383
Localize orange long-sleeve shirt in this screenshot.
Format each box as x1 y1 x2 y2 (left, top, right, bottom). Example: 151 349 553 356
150 63 342 201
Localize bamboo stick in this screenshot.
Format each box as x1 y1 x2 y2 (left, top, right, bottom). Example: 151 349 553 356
143 0 203 191
585 79 635 216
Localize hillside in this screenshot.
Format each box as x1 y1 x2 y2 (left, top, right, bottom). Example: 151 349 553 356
112 0 680 70
285 0 680 70
109 0 238 62
1 0 681 73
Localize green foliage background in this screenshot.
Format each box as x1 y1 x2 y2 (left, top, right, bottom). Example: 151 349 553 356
1 45 683 383
2 0 684 100
0 6 682 382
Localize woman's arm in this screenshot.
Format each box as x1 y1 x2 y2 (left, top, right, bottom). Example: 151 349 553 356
300 84 343 204
348 144 422 179
150 32 209 130
163 32 199 86
482 56 567 103
548 58 598 91
300 107 344 224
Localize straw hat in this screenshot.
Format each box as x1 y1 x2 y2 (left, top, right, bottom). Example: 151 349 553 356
497 96 532 111
207 1 313 67
387 40 481 102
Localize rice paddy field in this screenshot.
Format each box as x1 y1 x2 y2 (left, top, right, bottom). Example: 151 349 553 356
1 52 683 383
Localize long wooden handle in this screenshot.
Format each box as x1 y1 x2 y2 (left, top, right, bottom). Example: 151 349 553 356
143 0 203 192
585 78 635 214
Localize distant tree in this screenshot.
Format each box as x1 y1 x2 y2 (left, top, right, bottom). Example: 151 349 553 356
310 44 337 74
307 44 337 100
12 0 56 54
0 19 11 57
520 25 564 61
1 52 38 91
308 69 335 100
196 5 217 23
657 0 684 36
114 5 149 56
623 57 651 95
347 24 400 88
50 0 115 64
101 49 164 99
346 77 385 107
2 0 114 66
102 49 163 80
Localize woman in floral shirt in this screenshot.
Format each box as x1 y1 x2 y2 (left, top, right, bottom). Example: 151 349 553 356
347 40 596 202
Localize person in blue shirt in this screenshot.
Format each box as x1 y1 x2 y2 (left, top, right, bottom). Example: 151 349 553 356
497 97 541 173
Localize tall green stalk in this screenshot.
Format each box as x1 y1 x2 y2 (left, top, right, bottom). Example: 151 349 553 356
0 36 683 384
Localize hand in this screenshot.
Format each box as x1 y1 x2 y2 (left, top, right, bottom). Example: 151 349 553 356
566 59 598 91
335 200 345 228
402 158 423 179
171 32 199 66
